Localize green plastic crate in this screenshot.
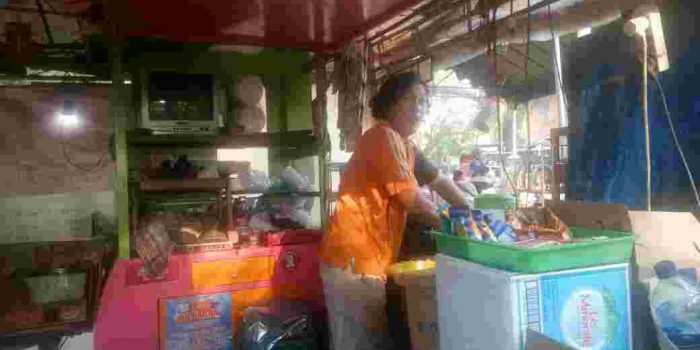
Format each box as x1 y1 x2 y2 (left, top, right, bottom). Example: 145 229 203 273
431 226 633 273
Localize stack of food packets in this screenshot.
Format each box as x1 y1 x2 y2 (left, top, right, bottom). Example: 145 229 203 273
441 206 576 247
445 206 517 243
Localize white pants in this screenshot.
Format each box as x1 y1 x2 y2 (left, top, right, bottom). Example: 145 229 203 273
321 265 392 350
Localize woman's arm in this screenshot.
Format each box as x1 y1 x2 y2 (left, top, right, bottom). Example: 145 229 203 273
413 147 470 208
395 189 441 229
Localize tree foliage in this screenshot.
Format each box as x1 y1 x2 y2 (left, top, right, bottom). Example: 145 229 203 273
417 94 481 164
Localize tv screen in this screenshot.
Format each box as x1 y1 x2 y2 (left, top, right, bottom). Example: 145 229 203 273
148 72 214 121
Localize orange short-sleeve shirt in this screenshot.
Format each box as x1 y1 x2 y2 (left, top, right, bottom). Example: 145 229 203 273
319 123 418 278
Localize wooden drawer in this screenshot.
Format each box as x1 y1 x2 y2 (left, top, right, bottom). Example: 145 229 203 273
273 245 321 285
191 256 275 289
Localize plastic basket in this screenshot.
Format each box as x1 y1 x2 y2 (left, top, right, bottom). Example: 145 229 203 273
431 226 633 273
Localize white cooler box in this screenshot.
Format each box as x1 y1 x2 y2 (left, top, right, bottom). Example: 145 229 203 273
436 254 631 350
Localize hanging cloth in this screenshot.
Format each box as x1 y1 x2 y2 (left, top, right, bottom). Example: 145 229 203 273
334 42 367 152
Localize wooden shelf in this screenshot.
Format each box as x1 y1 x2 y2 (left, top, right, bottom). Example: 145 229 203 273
0 320 92 340
230 190 321 197
173 241 236 254
127 130 319 149
138 179 321 197
140 178 227 192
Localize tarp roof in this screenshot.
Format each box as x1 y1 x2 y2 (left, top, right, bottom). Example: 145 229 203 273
106 0 425 51
0 0 428 77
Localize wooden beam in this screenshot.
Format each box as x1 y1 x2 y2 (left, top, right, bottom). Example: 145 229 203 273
0 6 80 17
313 55 331 231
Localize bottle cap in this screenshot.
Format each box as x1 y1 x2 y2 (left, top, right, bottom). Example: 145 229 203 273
654 260 677 279
448 207 469 218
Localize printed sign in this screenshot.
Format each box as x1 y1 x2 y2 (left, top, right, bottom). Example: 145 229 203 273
519 266 630 350
160 293 233 350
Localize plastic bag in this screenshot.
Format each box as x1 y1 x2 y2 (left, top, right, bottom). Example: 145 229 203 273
249 212 275 231
250 167 314 229
280 167 311 191
135 214 175 280
244 169 271 192
240 306 316 350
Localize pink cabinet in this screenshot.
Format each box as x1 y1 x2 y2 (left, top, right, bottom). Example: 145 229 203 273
94 242 323 350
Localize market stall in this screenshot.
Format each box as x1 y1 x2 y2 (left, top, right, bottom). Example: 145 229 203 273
90 1 431 348
2 0 699 349
352 0 700 349
92 46 331 349
95 1 699 349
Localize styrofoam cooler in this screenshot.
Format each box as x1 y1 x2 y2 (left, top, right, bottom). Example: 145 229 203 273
436 254 632 350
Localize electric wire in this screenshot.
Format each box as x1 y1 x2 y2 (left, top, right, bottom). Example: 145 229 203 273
42 0 58 13
435 70 456 86
496 97 517 204
60 124 109 172
58 336 68 350
58 72 110 172
652 74 700 210
525 0 532 199
547 5 569 114
641 33 652 211
485 6 518 207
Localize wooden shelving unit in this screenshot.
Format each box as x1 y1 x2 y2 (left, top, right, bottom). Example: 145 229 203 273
0 237 113 343
127 128 325 257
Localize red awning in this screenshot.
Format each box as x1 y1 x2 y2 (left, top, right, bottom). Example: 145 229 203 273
102 0 423 51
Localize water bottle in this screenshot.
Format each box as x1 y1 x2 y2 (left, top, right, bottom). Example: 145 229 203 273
651 261 700 345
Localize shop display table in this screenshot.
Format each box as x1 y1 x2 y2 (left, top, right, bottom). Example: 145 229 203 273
94 241 323 349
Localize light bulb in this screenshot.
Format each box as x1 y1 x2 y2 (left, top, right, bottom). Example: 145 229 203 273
624 16 650 37
577 27 592 38
56 99 80 128
57 112 79 128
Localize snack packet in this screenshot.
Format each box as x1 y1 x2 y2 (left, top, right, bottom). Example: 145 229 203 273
509 206 572 241
485 214 517 243
473 211 497 242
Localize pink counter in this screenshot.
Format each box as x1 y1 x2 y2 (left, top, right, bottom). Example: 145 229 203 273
93 243 323 349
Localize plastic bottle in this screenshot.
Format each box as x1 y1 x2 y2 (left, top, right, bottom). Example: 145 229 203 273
448 207 473 238
472 211 497 242
651 261 700 344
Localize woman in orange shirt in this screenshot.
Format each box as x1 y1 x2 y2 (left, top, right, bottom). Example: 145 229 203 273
319 71 441 349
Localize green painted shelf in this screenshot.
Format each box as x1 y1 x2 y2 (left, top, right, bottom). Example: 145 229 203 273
127 130 318 149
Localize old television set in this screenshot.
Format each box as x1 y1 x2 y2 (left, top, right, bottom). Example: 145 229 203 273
139 71 225 134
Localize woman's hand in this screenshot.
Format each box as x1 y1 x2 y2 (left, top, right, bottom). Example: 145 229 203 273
396 189 440 228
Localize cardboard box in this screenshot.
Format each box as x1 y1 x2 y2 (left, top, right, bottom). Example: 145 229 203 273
545 202 633 232
545 202 700 277
405 272 439 350
627 210 700 350
546 202 700 350
627 210 700 279
428 201 699 350
391 269 439 350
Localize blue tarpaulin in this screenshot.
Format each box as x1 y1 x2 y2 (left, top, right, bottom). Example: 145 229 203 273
567 42 700 210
